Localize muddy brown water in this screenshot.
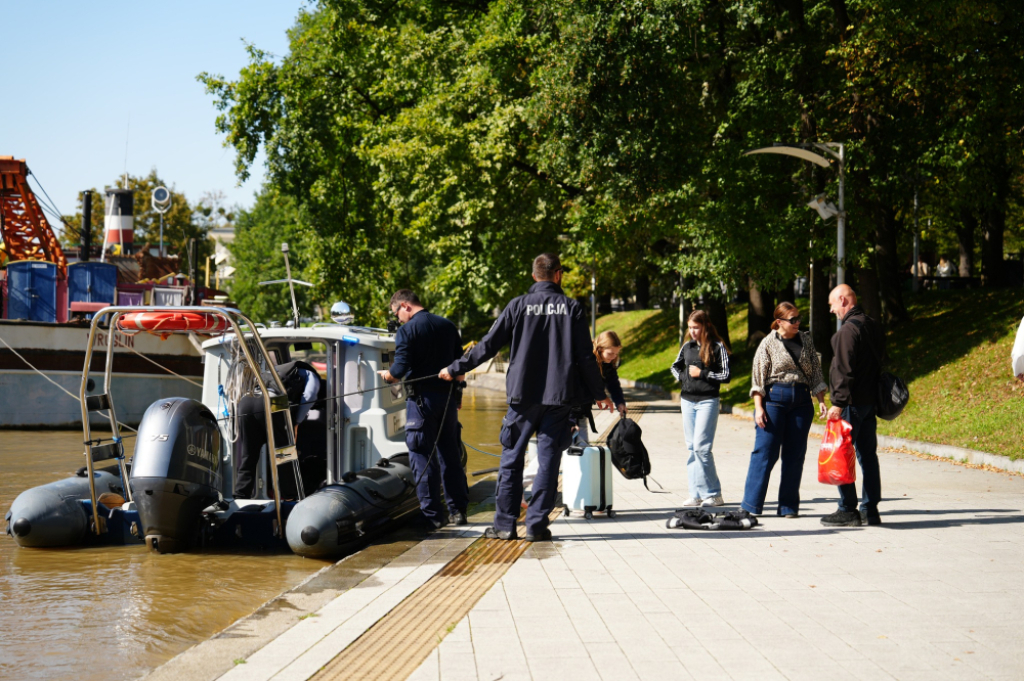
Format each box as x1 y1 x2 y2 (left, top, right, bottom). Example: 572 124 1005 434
0 387 508 681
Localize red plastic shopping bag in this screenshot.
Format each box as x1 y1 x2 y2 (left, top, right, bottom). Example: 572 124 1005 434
818 418 856 485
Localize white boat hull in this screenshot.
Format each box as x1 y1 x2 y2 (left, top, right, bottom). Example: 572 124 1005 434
0 320 203 428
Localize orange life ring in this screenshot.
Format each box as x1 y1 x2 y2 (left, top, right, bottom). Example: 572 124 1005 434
117 311 229 336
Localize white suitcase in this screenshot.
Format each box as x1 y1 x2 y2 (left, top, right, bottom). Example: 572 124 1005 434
561 445 615 519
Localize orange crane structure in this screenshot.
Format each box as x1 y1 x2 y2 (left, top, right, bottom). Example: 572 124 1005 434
0 156 68 279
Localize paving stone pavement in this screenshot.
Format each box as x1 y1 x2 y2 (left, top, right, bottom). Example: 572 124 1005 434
408 395 1024 681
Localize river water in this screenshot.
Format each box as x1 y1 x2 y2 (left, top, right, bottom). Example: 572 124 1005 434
0 387 508 681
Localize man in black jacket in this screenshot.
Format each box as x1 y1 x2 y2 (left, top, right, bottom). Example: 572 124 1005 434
821 284 884 527
440 253 612 541
379 290 469 529
235 361 320 499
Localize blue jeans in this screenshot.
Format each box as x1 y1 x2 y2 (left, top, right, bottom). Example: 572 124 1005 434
681 398 721 499
741 383 814 516
495 403 573 536
837 404 880 515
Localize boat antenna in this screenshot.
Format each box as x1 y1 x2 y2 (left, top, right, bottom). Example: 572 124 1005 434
122 116 130 189
258 242 313 328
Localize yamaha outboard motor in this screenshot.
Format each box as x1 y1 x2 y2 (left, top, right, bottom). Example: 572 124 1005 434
130 397 222 553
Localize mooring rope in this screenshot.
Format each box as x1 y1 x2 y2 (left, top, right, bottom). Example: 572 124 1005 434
0 331 138 433
461 441 502 458
126 345 203 387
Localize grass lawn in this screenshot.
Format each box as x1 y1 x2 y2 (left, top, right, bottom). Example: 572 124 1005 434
599 289 1023 459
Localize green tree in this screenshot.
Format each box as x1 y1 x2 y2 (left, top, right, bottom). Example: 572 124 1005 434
201 0 1023 340
228 187 313 323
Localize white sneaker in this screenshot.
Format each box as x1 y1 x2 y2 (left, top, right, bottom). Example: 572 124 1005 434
681 497 702 507
701 495 725 507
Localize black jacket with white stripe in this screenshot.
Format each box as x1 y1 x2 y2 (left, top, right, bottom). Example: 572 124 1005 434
670 340 731 402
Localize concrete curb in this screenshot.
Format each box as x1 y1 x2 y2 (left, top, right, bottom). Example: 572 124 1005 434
468 373 1022 476
617 378 671 396
463 371 505 393
725 403 1024 475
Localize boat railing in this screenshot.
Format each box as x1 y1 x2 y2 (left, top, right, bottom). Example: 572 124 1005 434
79 306 297 538
310 322 392 335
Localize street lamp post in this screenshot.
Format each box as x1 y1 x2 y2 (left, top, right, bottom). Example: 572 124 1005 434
743 142 846 330
836 144 846 288
590 256 597 339
912 187 920 293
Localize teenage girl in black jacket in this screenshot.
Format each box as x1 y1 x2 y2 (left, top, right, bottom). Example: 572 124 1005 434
670 310 731 507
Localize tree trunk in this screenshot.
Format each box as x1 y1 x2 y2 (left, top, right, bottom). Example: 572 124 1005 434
677 275 689 346
956 208 976 277
981 206 1006 287
597 292 612 316
747 278 773 349
810 258 832 364
654 272 674 311
703 298 732 352
874 203 909 324
856 263 883 325
981 163 1009 287
634 272 651 310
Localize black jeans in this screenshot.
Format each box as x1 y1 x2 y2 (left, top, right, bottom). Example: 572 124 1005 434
234 395 288 499
837 404 881 515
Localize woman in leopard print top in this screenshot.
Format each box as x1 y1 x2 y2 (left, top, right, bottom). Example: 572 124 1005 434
741 302 827 518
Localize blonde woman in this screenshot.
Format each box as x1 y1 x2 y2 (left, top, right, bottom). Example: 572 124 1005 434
670 310 731 507
573 331 627 443
741 302 827 518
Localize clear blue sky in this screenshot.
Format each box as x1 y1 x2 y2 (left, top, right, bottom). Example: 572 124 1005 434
3 1 306 230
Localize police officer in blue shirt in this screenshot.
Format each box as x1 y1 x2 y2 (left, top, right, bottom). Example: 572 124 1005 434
440 253 611 541
379 290 469 529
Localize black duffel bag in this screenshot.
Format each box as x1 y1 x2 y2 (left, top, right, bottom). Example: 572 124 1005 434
850 318 909 421
877 370 910 421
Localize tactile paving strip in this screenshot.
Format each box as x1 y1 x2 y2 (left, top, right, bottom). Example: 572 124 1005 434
311 533 530 680
312 403 651 681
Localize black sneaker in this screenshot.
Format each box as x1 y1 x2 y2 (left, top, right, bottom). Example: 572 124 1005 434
483 526 517 540
820 510 862 527
524 527 553 542
860 510 882 526
449 511 468 526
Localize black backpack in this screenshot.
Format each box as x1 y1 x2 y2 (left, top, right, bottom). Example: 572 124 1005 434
607 417 652 488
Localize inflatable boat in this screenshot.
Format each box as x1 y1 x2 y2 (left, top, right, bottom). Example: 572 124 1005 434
5 305 452 558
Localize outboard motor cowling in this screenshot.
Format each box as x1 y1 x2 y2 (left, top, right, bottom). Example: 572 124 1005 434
130 398 222 553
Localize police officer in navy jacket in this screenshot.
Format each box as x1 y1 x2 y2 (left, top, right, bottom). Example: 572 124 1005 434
440 253 611 541
379 290 469 528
